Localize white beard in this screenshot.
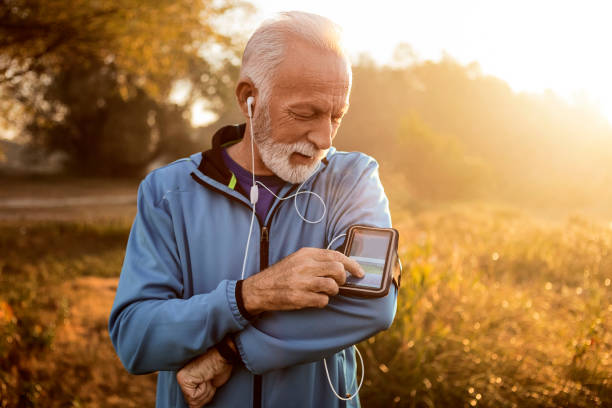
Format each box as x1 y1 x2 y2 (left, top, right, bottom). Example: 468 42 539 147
252 105 327 184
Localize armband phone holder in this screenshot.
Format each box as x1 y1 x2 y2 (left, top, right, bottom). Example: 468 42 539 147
338 225 400 298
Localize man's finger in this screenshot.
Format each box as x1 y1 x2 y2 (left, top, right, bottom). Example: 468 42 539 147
200 384 216 406
314 249 364 278
303 292 330 308
188 381 215 407
315 261 346 285
308 276 340 296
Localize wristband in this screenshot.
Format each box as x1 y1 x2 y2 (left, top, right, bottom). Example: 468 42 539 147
216 336 241 365
235 279 257 321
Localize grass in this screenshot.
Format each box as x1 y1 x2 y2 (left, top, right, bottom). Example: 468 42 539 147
0 220 157 407
360 206 611 407
0 204 610 407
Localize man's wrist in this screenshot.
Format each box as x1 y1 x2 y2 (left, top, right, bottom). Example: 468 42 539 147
216 335 241 365
226 336 237 353
237 278 262 317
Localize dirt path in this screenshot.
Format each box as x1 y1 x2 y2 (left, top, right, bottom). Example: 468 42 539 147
45 277 157 407
0 195 136 208
0 177 139 222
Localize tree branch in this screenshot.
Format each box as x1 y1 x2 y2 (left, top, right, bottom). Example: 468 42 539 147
0 33 67 83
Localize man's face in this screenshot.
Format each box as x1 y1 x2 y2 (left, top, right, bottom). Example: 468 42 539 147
252 39 351 184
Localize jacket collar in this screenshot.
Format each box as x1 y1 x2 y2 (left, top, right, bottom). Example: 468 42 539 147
189 124 334 224
197 123 249 197
196 123 331 190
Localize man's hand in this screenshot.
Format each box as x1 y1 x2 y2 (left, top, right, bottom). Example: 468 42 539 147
176 347 232 407
241 247 365 315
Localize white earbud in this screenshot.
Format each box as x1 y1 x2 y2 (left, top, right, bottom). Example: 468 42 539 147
246 95 257 206
247 96 254 118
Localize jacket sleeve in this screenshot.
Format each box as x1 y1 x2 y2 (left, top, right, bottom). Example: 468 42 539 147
108 177 249 374
233 156 398 375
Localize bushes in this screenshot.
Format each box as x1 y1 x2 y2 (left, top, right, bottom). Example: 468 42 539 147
1 207 610 406
0 221 154 407
359 207 611 407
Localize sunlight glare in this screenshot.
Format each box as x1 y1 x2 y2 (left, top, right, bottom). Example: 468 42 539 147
251 0 612 124
191 98 219 127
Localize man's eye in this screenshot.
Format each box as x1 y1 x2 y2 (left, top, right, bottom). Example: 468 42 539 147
292 111 315 120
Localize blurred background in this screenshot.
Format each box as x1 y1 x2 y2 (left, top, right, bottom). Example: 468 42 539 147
0 1 610 407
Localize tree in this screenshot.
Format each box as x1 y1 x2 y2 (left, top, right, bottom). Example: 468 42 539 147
24 60 192 176
336 56 612 208
0 0 248 95
0 0 252 175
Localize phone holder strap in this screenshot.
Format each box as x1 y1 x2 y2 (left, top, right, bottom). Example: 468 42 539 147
392 251 402 289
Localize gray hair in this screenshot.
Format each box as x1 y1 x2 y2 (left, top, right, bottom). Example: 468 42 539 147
240 11 350 101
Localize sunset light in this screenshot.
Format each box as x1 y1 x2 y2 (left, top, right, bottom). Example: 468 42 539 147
252 0 612 124
1 2 611 407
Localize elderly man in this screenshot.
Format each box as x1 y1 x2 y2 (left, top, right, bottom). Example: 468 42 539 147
109 11 397 408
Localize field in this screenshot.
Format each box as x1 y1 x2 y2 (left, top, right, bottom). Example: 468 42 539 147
0 179 610 407
362 205 611 407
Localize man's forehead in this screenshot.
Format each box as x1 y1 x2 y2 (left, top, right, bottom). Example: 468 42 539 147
271 69 351 110
274 75 350 94
274 80 350 114
271 40 351 93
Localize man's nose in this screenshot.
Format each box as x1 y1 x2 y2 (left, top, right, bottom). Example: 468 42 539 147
308 119 334 151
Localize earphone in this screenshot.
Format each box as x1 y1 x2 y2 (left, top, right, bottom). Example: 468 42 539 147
240 96 327 278
245 95 325 219
247 96 254 120
240 95 363 401
323 233 365 401
240 95 258 280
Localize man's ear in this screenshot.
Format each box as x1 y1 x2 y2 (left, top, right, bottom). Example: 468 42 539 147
236 78 257 118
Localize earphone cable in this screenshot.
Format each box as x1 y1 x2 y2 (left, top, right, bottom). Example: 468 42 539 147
242 100 362 401
322 232 365 401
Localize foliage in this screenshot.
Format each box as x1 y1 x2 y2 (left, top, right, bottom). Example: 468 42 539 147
1 204 610 406
0 221 148 407
24 60 196 176
335 57 612 212
359 206 612 407
0 0 246 97
394 111 491 200
0 0 250 175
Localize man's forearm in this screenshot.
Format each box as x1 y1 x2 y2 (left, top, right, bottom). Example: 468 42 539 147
239 247 364 316
109 280 249 374
110 180 251 375
233 286 397 375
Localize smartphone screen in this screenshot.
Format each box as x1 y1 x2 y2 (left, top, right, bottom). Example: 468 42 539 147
345 228 391 289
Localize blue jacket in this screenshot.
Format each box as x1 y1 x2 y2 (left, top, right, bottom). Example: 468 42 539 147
108 124 398 407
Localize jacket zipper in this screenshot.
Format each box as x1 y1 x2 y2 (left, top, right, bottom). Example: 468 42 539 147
191 172 299 408
253 185 297 408
253 226 268 408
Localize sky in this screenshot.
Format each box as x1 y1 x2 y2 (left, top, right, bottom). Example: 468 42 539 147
247 0 612 125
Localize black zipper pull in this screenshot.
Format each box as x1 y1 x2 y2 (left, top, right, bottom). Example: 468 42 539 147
260 226 269 243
